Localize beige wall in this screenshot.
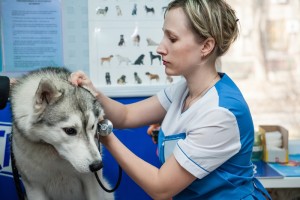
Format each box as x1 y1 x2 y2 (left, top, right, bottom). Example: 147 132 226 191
223 0 300 138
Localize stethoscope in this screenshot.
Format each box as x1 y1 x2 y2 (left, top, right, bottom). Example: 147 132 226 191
95 119 122 193
80 87 122 192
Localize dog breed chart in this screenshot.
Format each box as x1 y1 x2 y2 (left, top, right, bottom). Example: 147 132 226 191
88 0 179 88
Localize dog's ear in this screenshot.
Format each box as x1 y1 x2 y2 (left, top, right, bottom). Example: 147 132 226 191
34 78 63 112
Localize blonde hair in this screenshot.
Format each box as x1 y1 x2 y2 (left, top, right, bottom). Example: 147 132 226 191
165 0 239 57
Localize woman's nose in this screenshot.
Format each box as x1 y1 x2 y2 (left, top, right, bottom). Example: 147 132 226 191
156 41 166 55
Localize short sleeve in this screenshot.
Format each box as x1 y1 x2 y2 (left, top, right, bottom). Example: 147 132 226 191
173 107 241 179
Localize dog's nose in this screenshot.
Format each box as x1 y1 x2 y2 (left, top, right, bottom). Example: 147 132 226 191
89 160 103 172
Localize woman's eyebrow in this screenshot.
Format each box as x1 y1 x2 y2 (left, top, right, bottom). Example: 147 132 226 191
163 29 177 37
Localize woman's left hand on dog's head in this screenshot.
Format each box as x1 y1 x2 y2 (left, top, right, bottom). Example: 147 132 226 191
70 71 99 97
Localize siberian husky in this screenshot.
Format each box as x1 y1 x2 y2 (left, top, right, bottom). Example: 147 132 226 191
10 67 114 200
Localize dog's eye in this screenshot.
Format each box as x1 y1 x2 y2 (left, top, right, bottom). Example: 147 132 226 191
63 128 77 136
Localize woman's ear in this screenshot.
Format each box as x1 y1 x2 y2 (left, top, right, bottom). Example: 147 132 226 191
201 38 215 57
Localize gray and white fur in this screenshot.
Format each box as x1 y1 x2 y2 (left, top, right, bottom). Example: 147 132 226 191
10 67 114 200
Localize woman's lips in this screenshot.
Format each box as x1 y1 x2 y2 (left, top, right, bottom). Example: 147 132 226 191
163 60 169 65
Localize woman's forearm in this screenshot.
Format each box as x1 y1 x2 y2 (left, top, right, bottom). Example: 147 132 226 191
101 133 195 199
95 92 165 129
69 71 165 129
101 133 171 200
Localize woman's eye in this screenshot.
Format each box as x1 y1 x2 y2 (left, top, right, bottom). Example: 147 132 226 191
169 37 177 43
63 128 77 136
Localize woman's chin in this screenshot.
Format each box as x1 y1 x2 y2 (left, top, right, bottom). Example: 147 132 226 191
165 71 178 77
165 68 175 76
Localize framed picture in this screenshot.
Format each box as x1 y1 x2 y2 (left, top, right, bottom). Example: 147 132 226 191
88 0 180 97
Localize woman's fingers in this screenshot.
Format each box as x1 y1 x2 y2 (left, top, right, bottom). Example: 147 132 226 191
69 71 98 97
70 71 87 86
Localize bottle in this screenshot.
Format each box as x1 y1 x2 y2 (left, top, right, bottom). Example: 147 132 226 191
252 131 263 161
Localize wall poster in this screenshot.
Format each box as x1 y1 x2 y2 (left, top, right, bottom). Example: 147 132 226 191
0 0 63 73
88 0 181 97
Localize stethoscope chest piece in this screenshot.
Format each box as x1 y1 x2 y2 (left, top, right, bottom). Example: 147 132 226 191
97 119 113 136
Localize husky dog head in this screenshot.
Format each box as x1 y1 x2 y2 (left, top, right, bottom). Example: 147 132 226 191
11 67 105 173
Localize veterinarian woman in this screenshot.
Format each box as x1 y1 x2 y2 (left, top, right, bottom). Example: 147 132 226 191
0 76 10 109
71 0 271 199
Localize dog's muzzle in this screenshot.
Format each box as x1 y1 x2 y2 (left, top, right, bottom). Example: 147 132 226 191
89 160 103 172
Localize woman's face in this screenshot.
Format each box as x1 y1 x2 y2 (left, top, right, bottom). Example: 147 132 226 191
157 7 203 77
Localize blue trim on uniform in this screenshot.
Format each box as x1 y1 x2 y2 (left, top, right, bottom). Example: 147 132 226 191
158 129 185 163
176 143 210 173
165 133 186 140
158 129 164 163
163 89 172 103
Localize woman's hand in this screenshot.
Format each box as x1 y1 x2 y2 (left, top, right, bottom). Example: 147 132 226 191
70 71 98 97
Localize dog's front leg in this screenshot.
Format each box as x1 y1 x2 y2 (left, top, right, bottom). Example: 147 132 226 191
23 181 49 200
